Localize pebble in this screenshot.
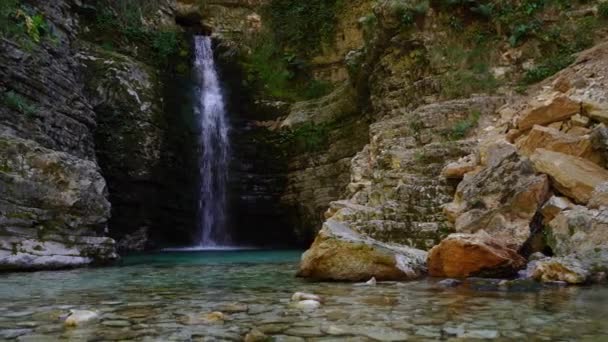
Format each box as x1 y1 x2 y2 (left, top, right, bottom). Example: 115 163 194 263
437 279 462 288
64 310 99 327
293 300 321 312
291 292 323 303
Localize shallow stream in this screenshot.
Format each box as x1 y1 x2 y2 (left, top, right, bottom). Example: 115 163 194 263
0 251 607 341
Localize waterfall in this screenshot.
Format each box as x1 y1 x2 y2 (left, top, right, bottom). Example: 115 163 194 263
194 36 231 247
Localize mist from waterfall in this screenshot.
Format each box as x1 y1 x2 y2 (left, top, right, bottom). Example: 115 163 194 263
194 36 231 247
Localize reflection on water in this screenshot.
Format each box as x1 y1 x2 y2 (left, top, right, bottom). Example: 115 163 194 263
0 250 607 341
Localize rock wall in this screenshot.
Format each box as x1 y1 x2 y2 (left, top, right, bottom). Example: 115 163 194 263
299 0 608 282
0 0 117 270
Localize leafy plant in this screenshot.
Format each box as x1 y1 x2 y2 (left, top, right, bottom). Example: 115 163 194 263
449 110 481 140
600 2 608 19
266 0 343 56
3 90 37 116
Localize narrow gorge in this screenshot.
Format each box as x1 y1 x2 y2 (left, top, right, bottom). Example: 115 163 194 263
1 0 608 340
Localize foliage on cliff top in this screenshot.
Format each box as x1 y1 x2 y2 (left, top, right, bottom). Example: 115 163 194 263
0 0 55 48
85 0 187 69
265 0 343 57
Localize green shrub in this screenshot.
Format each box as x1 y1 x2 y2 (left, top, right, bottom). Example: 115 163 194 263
282 123 330 152
600 2 608 18
449 110 481 140
523 53 574 84
267 0 343 56
3 91 37 116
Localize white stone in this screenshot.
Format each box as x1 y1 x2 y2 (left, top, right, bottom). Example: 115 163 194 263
64 310 99 327
291 292 322 303
293 300 321 312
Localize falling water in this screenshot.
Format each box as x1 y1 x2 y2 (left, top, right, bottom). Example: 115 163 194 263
194 36 231 247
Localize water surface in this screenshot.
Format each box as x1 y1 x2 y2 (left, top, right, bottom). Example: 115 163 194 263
0 250 607 341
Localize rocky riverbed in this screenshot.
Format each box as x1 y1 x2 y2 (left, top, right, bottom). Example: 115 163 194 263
0 251 607 341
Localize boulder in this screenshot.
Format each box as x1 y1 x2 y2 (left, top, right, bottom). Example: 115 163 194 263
441 155 478 179
524 256 589 284
589 182 608 209
64 310 99 327
516 125 601 164
428 233 526 278
547 207 608 263
517 94 580 130
444 148 550 249
540 196 573 223
297 219 427 281
0 133 117 271
530 149 608 204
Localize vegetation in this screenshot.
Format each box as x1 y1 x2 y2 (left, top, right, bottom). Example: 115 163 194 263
86 0 186 68
2 90 37 116
0 0 54 48
448 110 481 140
266 0 343 56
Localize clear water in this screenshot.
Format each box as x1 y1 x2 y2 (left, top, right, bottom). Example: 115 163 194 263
0 251 607 341
194 36 231 247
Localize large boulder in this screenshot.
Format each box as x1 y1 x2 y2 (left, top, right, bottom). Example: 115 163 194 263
516 125 601 165
444 145 550 249
297 219 427 281
547 207 608 267
523 256 590 284
0 133 117 271
530 149 608 204
516 94 580 131
428 233 526 278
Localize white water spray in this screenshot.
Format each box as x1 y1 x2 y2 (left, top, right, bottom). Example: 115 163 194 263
194 36 231 247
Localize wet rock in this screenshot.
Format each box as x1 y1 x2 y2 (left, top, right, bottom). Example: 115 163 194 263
428 233 526 278
244 328 269 342
298 219 427 281
293 300 321 312
64 310 99 327
284 326 324 337
516 125 601 164
217 303 248 313
291 292 323 303
437 279 462 288
517 94 580 130
525 257 590 284
444 147 550 249
0 329 32 339
530 149 608 204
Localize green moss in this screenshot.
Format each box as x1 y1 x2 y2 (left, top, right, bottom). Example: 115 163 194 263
448 110 481 140
2 90 37 117
600 2 608 19
266 0 343 57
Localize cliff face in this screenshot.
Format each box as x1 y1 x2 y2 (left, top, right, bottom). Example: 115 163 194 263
299 0 608 282
0 0 116 269
0 0 200 269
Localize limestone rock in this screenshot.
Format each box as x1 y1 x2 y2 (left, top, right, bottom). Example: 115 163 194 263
516 125 601 164
244 329 269 342
441 155 478 179
444 149 549 249
589 182 608 209
297 219 427 281
293 300 321 312
64 310 99 327
428 233 526 278
524 257 589 284
0 133 117 271
517 94 580 130
547 207 608 264
540 196 573 223
291 292 323 303
530 149 608 204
